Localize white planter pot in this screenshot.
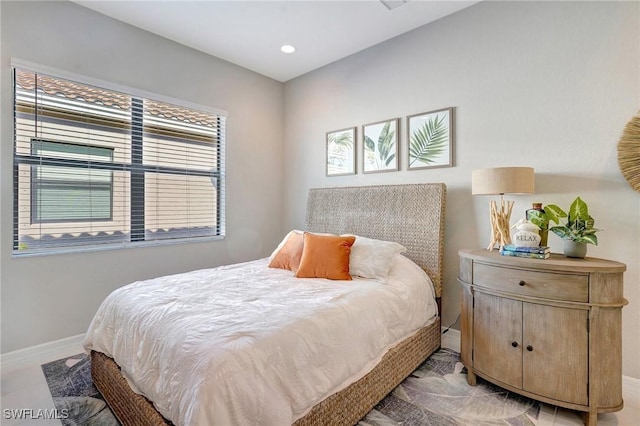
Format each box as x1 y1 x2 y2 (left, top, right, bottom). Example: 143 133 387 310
563 240 587 258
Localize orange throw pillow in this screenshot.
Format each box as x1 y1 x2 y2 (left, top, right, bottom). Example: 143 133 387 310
295 233 356 280
269 231 304 271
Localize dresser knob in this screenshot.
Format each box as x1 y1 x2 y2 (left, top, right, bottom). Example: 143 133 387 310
511 341 518 348
519 280 526 286
526 345 533 352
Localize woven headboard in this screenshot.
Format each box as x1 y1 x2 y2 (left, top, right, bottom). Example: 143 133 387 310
305 183 446 297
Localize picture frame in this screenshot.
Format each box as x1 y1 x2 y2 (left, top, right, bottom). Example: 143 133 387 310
326 127 356 176
362 118 399 173
407 107 454 170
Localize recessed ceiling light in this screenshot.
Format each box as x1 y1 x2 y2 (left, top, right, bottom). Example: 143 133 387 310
380 0 410 11
280 45 296 54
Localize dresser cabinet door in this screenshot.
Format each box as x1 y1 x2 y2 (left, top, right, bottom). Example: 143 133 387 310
473 292 523 389
459 249 626 420
522 303 588 405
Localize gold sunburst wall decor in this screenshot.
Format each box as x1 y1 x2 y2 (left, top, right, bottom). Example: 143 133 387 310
618 111 640 192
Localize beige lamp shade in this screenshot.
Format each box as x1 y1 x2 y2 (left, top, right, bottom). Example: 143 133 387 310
472 167 535 195
472 167 535 250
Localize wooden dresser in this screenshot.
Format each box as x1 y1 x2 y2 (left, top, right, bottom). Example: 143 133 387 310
458 249 627 426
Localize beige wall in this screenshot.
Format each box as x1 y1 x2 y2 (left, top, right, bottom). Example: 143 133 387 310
0 1 284 352
283 1 640 378
2 0 639 382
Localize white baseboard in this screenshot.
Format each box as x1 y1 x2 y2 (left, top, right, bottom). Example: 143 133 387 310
0 334 85 372
441 327 461 352
622 375 640 400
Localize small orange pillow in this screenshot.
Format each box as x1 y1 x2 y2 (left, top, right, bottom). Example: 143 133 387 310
269 231 304 271
295 233 356 280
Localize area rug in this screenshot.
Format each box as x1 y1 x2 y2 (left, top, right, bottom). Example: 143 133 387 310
41 353 119 426
360 349 539 425
42 348 539 425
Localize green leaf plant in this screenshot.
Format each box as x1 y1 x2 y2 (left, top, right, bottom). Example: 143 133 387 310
364 121 396 168
529 197 600 245
328 131 353 152
409 115 448 166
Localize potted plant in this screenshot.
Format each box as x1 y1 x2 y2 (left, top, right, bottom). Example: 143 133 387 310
527 197 599 257
525 203 562 246
540 197 599 258
527 202 575 246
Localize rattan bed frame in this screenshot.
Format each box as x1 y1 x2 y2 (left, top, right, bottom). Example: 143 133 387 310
91 183 447 425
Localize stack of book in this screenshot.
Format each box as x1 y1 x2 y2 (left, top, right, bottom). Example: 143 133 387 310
500 244 550 259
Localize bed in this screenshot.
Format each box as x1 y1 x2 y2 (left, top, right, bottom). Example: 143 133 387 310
85 183 446 425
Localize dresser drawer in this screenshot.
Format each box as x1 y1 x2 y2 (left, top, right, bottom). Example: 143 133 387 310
473 262 589 302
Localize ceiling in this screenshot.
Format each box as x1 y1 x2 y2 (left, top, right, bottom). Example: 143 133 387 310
73 0 479 82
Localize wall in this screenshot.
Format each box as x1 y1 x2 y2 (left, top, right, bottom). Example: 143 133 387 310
283 1 640 378
0 1 284 353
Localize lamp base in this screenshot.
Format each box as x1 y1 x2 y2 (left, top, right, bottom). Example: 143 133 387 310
487 197 514 251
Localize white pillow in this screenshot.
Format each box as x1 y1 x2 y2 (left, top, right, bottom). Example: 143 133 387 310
269 230 303 261
269 229 333 261
344 235 407 279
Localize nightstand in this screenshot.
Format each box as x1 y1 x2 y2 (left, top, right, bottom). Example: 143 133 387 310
458 249 627 426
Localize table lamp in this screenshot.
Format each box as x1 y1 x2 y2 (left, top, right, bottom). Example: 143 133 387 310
472 167 535 250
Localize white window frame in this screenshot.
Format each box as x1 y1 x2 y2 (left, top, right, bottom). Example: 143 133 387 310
12 59 227 256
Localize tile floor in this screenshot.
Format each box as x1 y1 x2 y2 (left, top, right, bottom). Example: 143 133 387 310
1 342 639 425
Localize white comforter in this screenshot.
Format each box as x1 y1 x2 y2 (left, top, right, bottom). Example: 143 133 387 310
83 254 437 426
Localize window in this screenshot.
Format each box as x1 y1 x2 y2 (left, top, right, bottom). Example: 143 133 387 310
31 140 114 222
13 67 226 254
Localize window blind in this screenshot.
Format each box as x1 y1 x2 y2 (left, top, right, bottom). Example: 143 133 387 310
13 67 225 255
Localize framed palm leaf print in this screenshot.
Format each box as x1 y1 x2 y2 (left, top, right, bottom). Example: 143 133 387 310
407 107 454 170
326 127 356 176
363 118 399 173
